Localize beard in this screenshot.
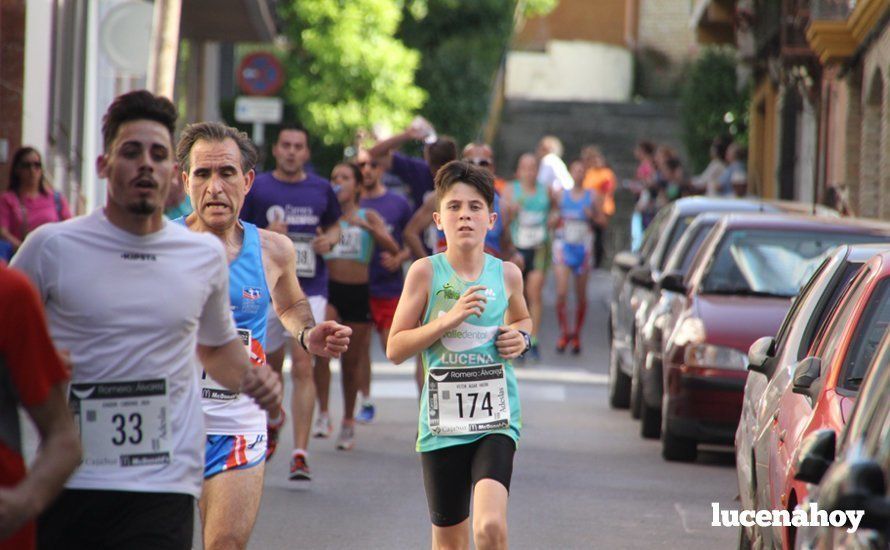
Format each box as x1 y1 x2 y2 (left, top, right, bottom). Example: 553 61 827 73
127 198 158 216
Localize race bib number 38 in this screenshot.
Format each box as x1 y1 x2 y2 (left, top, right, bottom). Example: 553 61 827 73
69 379 171 468
428 364 510 436
289 233 317 278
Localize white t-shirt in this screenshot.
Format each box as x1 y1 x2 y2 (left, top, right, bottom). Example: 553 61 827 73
537 153 574 191
11 209 237 498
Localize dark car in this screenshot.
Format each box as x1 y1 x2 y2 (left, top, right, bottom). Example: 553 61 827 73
792 328 890 549
609 197 806 410
633 212 724 438
659 214 890 463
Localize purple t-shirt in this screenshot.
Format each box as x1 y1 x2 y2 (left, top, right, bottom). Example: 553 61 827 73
240 172 341 297
390 152 433 212
360 190 412 298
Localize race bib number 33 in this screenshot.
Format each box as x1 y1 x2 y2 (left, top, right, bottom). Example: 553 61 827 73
428 364 510 436
69 379 171 468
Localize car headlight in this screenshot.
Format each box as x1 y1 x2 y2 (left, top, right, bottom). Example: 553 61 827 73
671 317 706 347
684 343 747 370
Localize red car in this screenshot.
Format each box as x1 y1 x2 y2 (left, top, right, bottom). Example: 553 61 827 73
764 250 890 549
659 214 889 463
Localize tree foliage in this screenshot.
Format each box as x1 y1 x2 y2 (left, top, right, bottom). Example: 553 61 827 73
277 0 426 147
399 0 557 146
680 46 749 172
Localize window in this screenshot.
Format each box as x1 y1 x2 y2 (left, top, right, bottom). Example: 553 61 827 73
773 257 831 357
658 215 696 270
797 262 863 361
838 279 890 392
812 269 870 370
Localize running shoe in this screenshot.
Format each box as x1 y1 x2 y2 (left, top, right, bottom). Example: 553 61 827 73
289 452 311 481
356 403 376 424
556 334 570 354
571 335 582 355
312 414 332 439
336 425 355 451
265 408 286 462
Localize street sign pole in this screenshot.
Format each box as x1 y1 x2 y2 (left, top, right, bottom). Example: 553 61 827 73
253 122 265 147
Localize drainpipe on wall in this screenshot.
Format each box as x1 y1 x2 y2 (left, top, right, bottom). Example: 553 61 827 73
146 0 181 99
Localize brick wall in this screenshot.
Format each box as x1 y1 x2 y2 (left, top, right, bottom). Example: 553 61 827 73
0 1 25 191
636 0 697 95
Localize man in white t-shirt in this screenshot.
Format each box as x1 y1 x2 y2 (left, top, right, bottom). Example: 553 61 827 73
11 90 282 550
536 135 574 191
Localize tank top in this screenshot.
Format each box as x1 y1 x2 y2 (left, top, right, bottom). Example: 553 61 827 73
434 194 506 257
174 218 271 435
324 209 373 264
558 189 593 246
417 253 521 452
510 180 550 249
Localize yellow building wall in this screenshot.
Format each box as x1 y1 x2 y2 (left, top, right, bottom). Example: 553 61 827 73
515 0 628 50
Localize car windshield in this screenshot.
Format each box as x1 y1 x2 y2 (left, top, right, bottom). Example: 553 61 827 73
659 215 697 270
700 230 878 297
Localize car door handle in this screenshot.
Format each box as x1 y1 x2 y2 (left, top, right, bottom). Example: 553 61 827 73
778 430 786 444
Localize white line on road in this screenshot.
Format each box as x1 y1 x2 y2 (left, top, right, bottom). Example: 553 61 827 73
674 502 699 535
284 358 607 385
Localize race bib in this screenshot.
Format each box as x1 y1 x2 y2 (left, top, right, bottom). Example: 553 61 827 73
515 211 546 249
563 219 591 245
200 329 251 400
289 233 317 278
69 379 172 468
427 364 510 436
331 225 362 260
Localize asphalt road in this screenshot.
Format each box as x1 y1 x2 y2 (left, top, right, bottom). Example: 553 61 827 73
227 270 742 549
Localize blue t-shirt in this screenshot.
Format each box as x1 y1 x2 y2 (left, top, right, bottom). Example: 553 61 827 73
240 172 341 297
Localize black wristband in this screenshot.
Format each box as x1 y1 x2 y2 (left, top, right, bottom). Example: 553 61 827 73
298 327 311 352
518 330 532 356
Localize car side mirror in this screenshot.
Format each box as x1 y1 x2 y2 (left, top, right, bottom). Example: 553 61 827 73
660 272 686 294
818 459 890 534
792 356 823 401
794 429 835 484
747 336 776 378
613 251 642 273
629 266 654 289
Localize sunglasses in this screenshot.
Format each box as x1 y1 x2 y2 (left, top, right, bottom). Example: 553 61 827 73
467 158 492 167
18 161 42 169
357 161 378 169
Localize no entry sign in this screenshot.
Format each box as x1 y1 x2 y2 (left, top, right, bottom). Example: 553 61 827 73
237 52 285 97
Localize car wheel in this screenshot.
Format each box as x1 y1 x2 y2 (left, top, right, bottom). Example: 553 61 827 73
608 342 631 409
737 525 752 550
630 340 643 419
640 400 661 439
661 427 697 462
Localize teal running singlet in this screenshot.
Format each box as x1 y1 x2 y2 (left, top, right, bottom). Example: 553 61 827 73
324 209 373 264
417 253 521 452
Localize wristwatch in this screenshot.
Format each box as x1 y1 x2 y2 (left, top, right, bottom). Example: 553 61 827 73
518 330 532 357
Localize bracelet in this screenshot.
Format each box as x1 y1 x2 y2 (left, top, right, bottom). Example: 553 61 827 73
297 327 311 352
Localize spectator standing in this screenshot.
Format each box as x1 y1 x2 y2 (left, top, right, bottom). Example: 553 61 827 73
536 136 574 192
691 136 729 196
717 143 746 197
580 145 616 268
0 147 71 252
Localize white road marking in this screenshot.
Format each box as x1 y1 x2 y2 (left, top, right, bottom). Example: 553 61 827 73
674 502 699 535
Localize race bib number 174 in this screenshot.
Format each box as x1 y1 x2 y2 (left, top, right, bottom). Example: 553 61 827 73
427 364 510 436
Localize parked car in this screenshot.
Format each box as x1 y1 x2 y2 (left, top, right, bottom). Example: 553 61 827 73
735 244 890 549
792 329 890 549
634 212 724 438
762 250 890 549
659 214 890 464
609 197 798 410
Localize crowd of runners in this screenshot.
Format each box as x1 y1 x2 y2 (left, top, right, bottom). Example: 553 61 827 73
1 89 618 550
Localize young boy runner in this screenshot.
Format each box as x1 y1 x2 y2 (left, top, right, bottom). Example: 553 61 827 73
387 161 531 550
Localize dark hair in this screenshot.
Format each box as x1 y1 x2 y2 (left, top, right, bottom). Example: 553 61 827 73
426 136 458 172
637 140 656 156
712 136 731 161
277 123 310 144
334 162 364 202
666 157 682 172
434 160 494 211
101 90 177 152
8 146 50 195
177 122 258 174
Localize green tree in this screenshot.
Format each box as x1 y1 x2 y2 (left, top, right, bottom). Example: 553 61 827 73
399 0 557 146
680 46 749 172
277 0 426 147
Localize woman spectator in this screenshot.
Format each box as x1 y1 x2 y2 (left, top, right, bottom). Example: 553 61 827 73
581 145 616 268
692 136 729 196
0 147 71 251
717 142 747 197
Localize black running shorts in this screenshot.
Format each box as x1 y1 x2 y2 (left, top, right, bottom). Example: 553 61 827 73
328 280 372 323
38 489 194 550
421 434 516 527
